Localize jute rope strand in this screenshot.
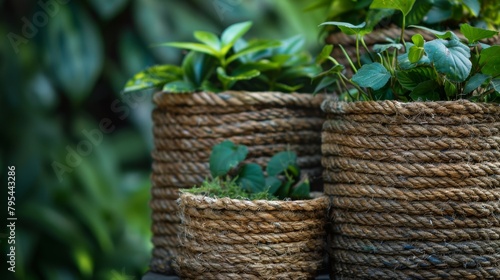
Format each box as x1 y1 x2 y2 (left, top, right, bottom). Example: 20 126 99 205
155 118 323 139
327 112 500 125
182 206 325 222
151 187 180 199
182 238 324 255
321 100 500 116
174 256 322 275
326 184 500 202
330 235 500 256
175 250 320 265
153 131 321 151
322 143 500 163
331 196 500 217
323 119 500 137
331 249 500 269
151 223 180 235
154 91 324 108
151 212 181 223
332 263 500 280
149 198 179 212
331 223 500 242
330 209 500 229
323 157 500 178
324 170 500 189
172 271 314 280
152 235 182 247
322 132 500 150
153 107 322 126
151 172 205 187
183 218 324 234
180 192 329 211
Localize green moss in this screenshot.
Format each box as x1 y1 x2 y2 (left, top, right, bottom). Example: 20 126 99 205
183 177 277 201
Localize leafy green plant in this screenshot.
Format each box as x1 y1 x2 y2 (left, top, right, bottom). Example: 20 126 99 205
185 140 311 200
318 0 500 102
124 21 333 94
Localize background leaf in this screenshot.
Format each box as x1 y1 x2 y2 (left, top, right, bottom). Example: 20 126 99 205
209 141 248 178
460 23 499 43
479 46 500 76
236 163 266 193
266 151 298 177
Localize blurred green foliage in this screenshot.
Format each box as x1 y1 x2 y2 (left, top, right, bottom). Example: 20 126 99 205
0 1 324 279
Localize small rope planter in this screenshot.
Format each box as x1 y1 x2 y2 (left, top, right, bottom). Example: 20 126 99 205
149 91 324 274
173 192 329 279
321 99 500 279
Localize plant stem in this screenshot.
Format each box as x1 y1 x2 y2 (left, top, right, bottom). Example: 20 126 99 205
339 44 358 73
356 35 361 67
401 15 406 52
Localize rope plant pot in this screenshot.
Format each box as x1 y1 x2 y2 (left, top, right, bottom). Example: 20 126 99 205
149 91 323 273
173 141 329 279
322 100 500 279
318 2 500 278
124 21 332 274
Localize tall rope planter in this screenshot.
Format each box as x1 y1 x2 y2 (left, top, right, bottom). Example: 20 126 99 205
321 99 500 279
173 192 329 279
149 91 324 273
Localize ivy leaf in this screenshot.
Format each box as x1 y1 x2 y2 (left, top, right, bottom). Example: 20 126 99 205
220 21 252 55
123 64 183 93
209 141 248 178
352 62 390 90
194 31 221 52
236 163 266 194
370 0 416 16
409 80 440 101
267 151 298 177
464 73 490 94
479 46 500 76
460 24 499 44
396 67 436 90
319 21 367 36
265 176 282 195
424 39 471 82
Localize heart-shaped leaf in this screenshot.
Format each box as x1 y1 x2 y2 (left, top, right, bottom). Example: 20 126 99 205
236 163 266 194
209 141 248 178
267 151 298 177
460 23 499 44
352 63 390 90
479 46 500 76
424 39 471 82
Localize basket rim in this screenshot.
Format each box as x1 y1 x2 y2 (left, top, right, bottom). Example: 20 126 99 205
178 191 328 212
153 90 325 108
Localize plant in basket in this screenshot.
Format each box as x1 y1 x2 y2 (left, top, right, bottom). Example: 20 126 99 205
122 22 330 274
318 1 500 279
173 140 328 279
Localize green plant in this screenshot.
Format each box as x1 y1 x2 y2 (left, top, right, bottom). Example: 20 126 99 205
318 0 500 102
310 0 500 31
186 140 311 200
124 21 334 94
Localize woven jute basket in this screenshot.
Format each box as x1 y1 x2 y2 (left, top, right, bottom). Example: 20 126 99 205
149 91 325 274
321 99 500 279
173 192 329 279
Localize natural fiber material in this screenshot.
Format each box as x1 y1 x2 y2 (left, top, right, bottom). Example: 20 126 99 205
322 99 500 279
173 193 328 279
149 91 325 274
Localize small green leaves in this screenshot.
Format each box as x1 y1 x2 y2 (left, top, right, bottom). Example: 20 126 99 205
370 0 416 16
352 63 390 90
408 34 425 63
123 64 183 93
221 21 252 55
424 39 471 82
162 80 196 93
209 141 248 178
460 24 499 44
160 41 218 57
194 31 221 51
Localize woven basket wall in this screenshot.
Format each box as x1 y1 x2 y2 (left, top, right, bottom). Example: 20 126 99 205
173 192 329 279
149 91 325 274
321 99 500 279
